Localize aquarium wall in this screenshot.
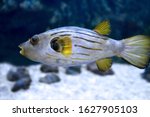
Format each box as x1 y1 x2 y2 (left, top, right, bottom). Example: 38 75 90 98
0 0 150 65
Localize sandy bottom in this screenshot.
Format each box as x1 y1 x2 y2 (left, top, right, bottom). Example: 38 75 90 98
0 63 150 100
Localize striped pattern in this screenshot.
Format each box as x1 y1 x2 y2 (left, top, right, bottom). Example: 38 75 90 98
45 26 109 64
73 36 102 45
72 53 90 56
49 26 107 40
51 30 100 38
48 26 106 49
74 44 102 50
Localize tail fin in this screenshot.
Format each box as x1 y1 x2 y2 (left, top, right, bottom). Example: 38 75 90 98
120 35 150 68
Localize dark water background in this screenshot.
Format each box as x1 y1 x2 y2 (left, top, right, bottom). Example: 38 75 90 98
0 0 150 65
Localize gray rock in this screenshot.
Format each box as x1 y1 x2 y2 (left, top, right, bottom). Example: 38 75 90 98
7 67 30 81
40 65 59 73
39 74 60 84
7 66 32 92
16 67 30 78
11 78 32 92
65 66 81 75
141 65 150 82
87 62 114 76
7 70 19 81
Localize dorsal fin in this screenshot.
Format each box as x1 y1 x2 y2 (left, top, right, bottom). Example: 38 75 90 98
57 36 72 57
96 58 112 72
94 20 111 35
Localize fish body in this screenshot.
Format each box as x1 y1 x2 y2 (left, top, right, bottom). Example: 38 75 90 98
43 26 116 65
19 21 150 72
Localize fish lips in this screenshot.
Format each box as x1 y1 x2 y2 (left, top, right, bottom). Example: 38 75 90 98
18 43 25 56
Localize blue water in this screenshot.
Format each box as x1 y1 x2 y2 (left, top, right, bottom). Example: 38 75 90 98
0 0 150 65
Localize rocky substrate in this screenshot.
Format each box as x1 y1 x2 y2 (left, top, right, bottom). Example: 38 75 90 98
0 63 150 100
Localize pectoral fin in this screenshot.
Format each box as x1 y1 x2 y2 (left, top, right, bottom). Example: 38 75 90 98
96 58 112 72
57 36 72 57
94 20 111 35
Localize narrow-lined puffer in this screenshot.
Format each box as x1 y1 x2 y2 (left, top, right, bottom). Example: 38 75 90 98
19 20 150 72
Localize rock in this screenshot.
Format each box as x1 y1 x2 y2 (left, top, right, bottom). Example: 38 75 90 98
16 67 30 78
39 74 60 84
141 65 150 82
65 66 81 75
40 65 59 73
7 66 32 92
7 70 20 81
87 62 114 76
7 67 30 81
11 78 32 92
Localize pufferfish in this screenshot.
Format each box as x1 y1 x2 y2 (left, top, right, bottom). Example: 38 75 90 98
19 20 150 72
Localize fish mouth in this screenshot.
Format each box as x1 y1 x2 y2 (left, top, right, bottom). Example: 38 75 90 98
18 45 25 56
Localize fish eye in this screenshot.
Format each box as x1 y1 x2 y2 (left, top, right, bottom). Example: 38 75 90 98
50 38 62 52
30 35 39 46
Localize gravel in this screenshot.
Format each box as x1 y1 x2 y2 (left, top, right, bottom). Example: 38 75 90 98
0 63 150 100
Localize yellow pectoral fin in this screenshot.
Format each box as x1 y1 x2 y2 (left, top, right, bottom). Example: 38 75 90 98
94 20 111 35
96 58 112 72
57 36 72 57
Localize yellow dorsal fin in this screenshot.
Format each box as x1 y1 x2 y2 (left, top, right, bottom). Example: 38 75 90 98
94 20 111 35
96 58 112 72
57 36 72 57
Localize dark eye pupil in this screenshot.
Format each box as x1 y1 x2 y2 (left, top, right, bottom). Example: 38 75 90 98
51 38 61 52
51 42 60 51
32 37 37 42
30 36 39 45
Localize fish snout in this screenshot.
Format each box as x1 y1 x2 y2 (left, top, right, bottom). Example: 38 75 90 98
18 43 25 56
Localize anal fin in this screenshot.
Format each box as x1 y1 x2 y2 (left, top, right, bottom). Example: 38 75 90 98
96 58 112 72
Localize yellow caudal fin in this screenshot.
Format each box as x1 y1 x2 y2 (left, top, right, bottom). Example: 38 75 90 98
120 35 150 68
96 58 112 72
94 20 111 35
